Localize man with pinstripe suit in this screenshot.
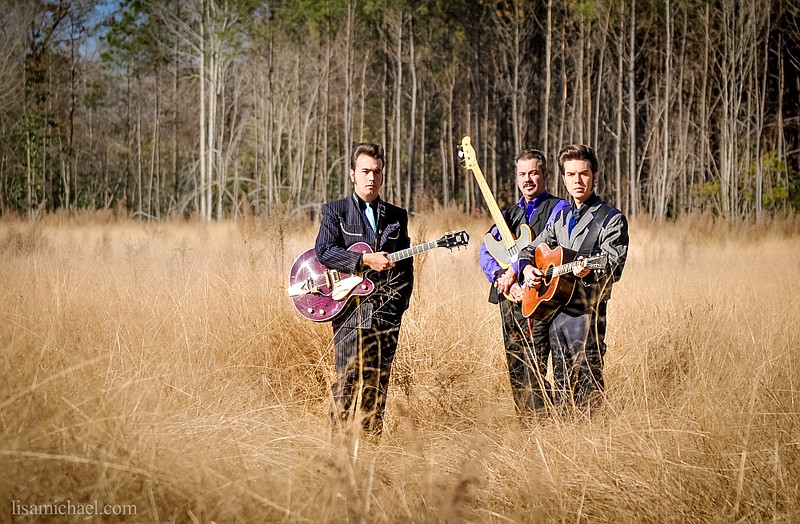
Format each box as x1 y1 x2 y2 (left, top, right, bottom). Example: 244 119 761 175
315 142 414 436
520 144 629 417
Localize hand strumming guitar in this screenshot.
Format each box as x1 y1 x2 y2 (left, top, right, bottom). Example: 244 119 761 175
523 264 544 290
362 251 395 272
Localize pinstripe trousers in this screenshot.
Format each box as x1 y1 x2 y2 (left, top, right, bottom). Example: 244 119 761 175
331 300 401 435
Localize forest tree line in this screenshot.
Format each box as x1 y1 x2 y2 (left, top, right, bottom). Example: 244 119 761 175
1 0 799 222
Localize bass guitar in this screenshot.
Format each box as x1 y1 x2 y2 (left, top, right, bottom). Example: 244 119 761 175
459 135 531 268
521 244 607 321
288 230 469 322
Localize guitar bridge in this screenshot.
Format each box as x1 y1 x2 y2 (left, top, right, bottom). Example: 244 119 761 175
287 276 322 297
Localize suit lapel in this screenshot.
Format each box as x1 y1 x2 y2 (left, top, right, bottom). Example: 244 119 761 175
527 206 542 234
374 201 386 249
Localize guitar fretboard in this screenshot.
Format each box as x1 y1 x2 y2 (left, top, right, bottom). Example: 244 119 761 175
461 137 518 256
466 153 516 250
547 260 583 279
303 241 437 290
388 240 439 262
545 255 607 279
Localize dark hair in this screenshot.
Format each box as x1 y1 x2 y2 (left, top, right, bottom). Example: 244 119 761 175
350 143 385 171
515 149 548 175
557 144 598 175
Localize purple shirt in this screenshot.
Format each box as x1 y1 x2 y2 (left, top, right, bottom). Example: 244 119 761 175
479 192 569 282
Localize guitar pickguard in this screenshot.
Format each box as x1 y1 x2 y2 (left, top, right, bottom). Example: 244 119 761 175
483 224 532 269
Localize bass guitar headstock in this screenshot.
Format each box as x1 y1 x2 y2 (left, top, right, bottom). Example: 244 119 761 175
457 136 478 171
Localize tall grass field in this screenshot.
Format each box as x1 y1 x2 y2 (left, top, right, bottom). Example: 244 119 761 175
2 210 799 522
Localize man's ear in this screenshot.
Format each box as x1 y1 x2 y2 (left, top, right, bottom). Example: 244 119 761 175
349 170 355 183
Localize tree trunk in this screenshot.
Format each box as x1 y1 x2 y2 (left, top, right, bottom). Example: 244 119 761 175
199 2 207 221
343 0 354 195
627 0 637 217
615 3 623 209
543 0 552 157
658 0 671 219
136 75 143 218
394 11 403 204
405 15 416 211
755 1 770 222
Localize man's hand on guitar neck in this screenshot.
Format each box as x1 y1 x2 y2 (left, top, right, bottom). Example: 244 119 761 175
573 256 591 278
362 252 395 272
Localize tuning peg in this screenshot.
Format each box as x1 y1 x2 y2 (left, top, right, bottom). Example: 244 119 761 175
456 149 464 159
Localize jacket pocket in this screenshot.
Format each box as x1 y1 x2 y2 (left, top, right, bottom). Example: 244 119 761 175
382 223 400 240
340 222 364 237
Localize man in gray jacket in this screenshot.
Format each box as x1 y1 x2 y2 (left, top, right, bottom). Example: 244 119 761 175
519 144 629 417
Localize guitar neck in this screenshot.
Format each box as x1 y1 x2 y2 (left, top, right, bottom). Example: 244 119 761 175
547 256 604 278
548 260 582 279
388 240 440 262
469 163 516 248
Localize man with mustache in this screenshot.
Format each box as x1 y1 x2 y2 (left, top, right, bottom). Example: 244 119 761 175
519 144 629 417
315 142 414 437
479 149 569 419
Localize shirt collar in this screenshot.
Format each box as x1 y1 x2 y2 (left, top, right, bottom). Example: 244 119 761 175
353 193 380 210
571 193 600 216
517 190 551 210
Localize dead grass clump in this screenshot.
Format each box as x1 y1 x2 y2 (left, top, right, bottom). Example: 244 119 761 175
0 220 49 255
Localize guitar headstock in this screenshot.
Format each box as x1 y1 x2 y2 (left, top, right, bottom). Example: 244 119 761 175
457 136 478 171
436 230 470 250
583 253 608 270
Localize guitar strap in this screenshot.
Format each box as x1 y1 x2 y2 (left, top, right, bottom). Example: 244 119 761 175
577 203 619 256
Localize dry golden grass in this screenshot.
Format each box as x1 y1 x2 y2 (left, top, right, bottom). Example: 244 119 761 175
1 209 799 522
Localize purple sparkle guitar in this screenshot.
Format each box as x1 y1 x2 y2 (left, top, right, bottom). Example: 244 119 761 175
288 230 469 322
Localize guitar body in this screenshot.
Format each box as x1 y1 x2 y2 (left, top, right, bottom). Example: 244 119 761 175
288 243 375 322
288 230 469 322
521 244 578 321
484 223 532 268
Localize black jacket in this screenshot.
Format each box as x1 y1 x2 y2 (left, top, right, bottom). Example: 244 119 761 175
315 194 414 325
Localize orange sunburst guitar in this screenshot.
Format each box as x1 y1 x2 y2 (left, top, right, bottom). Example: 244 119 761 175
459 136 532 268
521 244 607 321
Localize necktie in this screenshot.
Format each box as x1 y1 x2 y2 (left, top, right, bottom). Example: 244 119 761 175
365 204 377 233
568 212 577 238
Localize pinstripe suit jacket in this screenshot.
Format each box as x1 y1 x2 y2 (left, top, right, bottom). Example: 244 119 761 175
520 193 629 312
315 194 414 327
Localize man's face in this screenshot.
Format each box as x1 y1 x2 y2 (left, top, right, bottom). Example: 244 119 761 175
516 157 547 201
350 154 383 202
562 159 595 204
